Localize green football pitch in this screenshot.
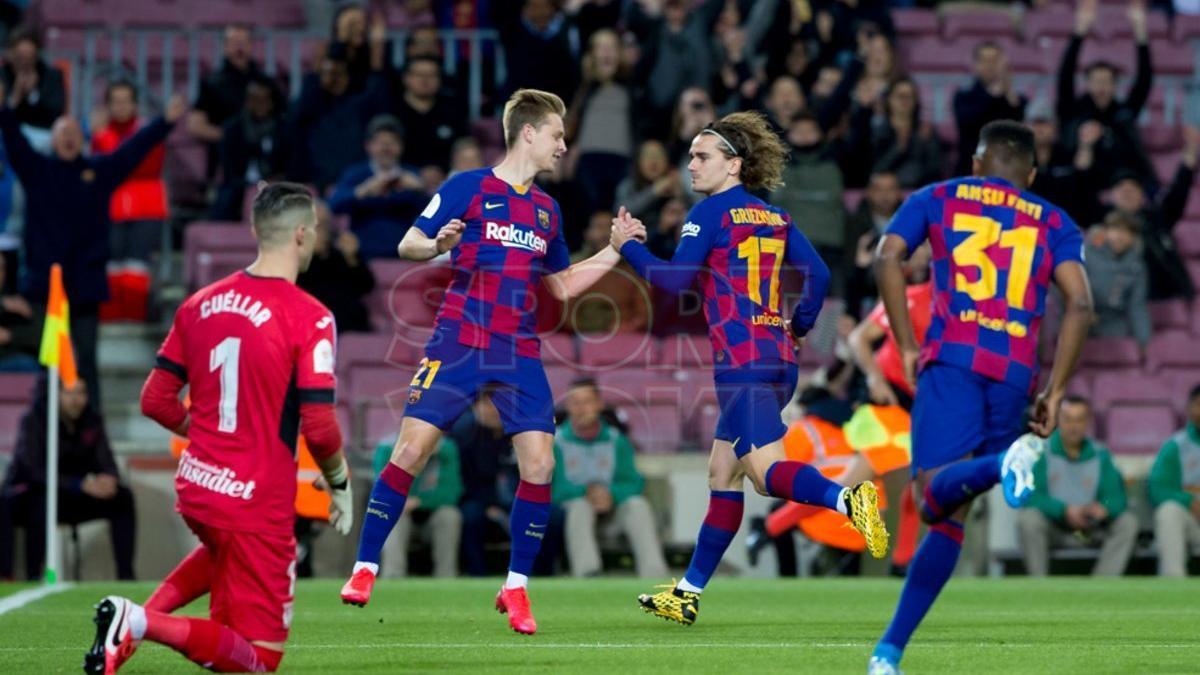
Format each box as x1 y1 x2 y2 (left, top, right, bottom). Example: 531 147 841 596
0 578 1195 673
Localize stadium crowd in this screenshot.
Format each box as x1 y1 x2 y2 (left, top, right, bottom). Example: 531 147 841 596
0 0 1199 581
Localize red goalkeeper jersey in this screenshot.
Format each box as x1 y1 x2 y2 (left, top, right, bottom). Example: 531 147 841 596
154 270 338 536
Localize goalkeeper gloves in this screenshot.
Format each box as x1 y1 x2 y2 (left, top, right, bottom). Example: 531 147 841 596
323 459 354 535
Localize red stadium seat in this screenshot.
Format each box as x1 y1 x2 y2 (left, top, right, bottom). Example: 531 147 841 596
596 369 685 410
1172 15 1200 43
0 374 37 403
1149 299 1192 331
619 402 682 454
1094 6 1169 42
1079 337 1142 368
941 8 1018 41
1146 330 1200 372
183 222 255 288
540 332 577 367
348 365 409 404
336 404 357 452
1104 404 1176 455
903 37 974 74
363 402 405 449
0 403 25 457
1139 125 1182 154
1091 371 1174 413
1025 7 1076 43
692 400 722 446
661 333 713 368
544 365 582 405
337 333 417 376
192 251 255 290
577 333 659 371
893 9 939 39
842 190 864 215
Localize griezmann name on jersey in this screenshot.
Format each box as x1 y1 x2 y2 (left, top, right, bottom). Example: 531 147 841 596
156 271 338 537
885 176 1085 393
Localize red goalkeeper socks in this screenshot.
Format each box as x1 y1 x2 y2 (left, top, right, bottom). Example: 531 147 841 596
145 545 212 612
144 613 277 672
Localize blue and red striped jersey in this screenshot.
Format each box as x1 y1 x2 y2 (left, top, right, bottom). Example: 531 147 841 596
886 176 1085 393
415 168 571 358
621 184 830 372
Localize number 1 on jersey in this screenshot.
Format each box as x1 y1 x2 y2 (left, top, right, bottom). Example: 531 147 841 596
209 337 241 433
737 236 784 313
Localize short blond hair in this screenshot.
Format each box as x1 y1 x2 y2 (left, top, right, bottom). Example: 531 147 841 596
502 88 566 149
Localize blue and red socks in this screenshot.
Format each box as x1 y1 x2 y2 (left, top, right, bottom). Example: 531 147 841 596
679 490 744 592
874 519 964 665
921 456 1001 523
506 480 552 588
354 462 415 572
765 461 847 513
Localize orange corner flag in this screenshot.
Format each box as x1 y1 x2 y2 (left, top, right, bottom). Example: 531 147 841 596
38 264 78 388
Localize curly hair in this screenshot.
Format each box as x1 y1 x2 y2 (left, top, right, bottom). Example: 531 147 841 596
703 111 789 192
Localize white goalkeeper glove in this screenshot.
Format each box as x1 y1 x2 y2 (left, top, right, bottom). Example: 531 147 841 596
323 460 354 536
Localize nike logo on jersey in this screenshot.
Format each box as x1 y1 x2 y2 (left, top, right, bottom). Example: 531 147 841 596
681 222 701 238
484 201 504 209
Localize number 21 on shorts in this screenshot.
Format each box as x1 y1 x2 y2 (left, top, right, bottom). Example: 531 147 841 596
410 357 442 389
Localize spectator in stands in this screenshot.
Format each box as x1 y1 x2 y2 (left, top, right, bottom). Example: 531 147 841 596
449 388 519 577
0 378 136 580
330 4 393 95
296 201 375 333
491 0 586 104
553 379 667 578
866 77 943 189
210 73 289 222
1150 383 1200 576
188 24 263 177
0 252 35 372
0 91 184 402
0 26 65 130
1058 0 1155 189
646 197 707 335
1017 397 1137 577
395 56 468 172
646 196 686 261
624 0 723 139
612 139 682 234
853 33 895 115
1102 124 1199 300
953 41 1027 176
567 28 634 218
376 434 463 578
1085 211 1151 349
764 75 806 132
0 137 19 295
288 31 390 192
90 81 169 320
845 170 902 318
328 114 428 260
565 211 650 333
1028 100 1104 228
775 113 846 291
449 137 484 177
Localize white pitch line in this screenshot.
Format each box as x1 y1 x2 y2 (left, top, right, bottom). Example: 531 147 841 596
0 583 73 617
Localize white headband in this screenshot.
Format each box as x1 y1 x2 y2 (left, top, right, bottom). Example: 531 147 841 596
700 128 739 157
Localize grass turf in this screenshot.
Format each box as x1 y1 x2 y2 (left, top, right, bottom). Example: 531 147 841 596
0 578 1195 673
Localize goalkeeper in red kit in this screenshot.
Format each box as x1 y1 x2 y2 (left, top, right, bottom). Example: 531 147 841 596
84 183 354 674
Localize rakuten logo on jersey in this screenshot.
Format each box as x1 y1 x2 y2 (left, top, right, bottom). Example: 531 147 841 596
177 450 257 500
485 221 547 254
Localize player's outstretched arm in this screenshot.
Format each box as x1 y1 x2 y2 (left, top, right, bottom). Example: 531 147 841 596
543 206 644 301
873 234 920 390
785 224 831 338
397 219 464 261
612 205 713 294
1031 260 1094 437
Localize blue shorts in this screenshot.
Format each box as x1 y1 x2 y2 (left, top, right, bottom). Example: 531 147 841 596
402 332 555 436
910 364 1029 473
713 360 799 458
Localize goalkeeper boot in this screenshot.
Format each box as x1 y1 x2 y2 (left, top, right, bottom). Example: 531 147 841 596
1000 433 1046 508
637 581 700 625
341 566 377 607
495 586 537 635
84 596 139 674
846 481 890 559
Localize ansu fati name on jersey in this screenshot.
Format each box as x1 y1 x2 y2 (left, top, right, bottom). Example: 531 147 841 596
199 289 273 328
485 221 548 254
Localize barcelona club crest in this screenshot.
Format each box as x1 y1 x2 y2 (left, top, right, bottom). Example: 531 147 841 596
536 208 550 230
408 389 423 404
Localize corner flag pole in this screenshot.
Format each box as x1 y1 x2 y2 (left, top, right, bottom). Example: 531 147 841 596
38 263 76 586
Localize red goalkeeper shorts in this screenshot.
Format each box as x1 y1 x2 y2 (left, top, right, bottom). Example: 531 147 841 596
184 516 297 643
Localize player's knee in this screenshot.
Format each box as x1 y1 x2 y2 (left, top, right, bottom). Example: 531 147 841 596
747 473 771 497
520 453 555 484
390 438 431 470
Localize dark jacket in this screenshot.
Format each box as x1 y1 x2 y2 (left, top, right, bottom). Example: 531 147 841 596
4 377 118 495
448 408 516 505
492 1 582 104
287 73 389 191
0 300 38 364
1031 144 1105 228
395 96 468 171
1114 163 1196 300
296 247 375 333
0 61 66 129
327 161 428 260
0 108 173 304
1057 35 1155 188
210 111 289 221
953 80 1026 176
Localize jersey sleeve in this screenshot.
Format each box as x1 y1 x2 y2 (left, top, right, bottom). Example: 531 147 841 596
619 201 720 293
1049 208 1086 268
785 223 831 336
296 307 338 404
155 305 189 382
413 171 477 237
884 186 934 255
542 202 571 274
